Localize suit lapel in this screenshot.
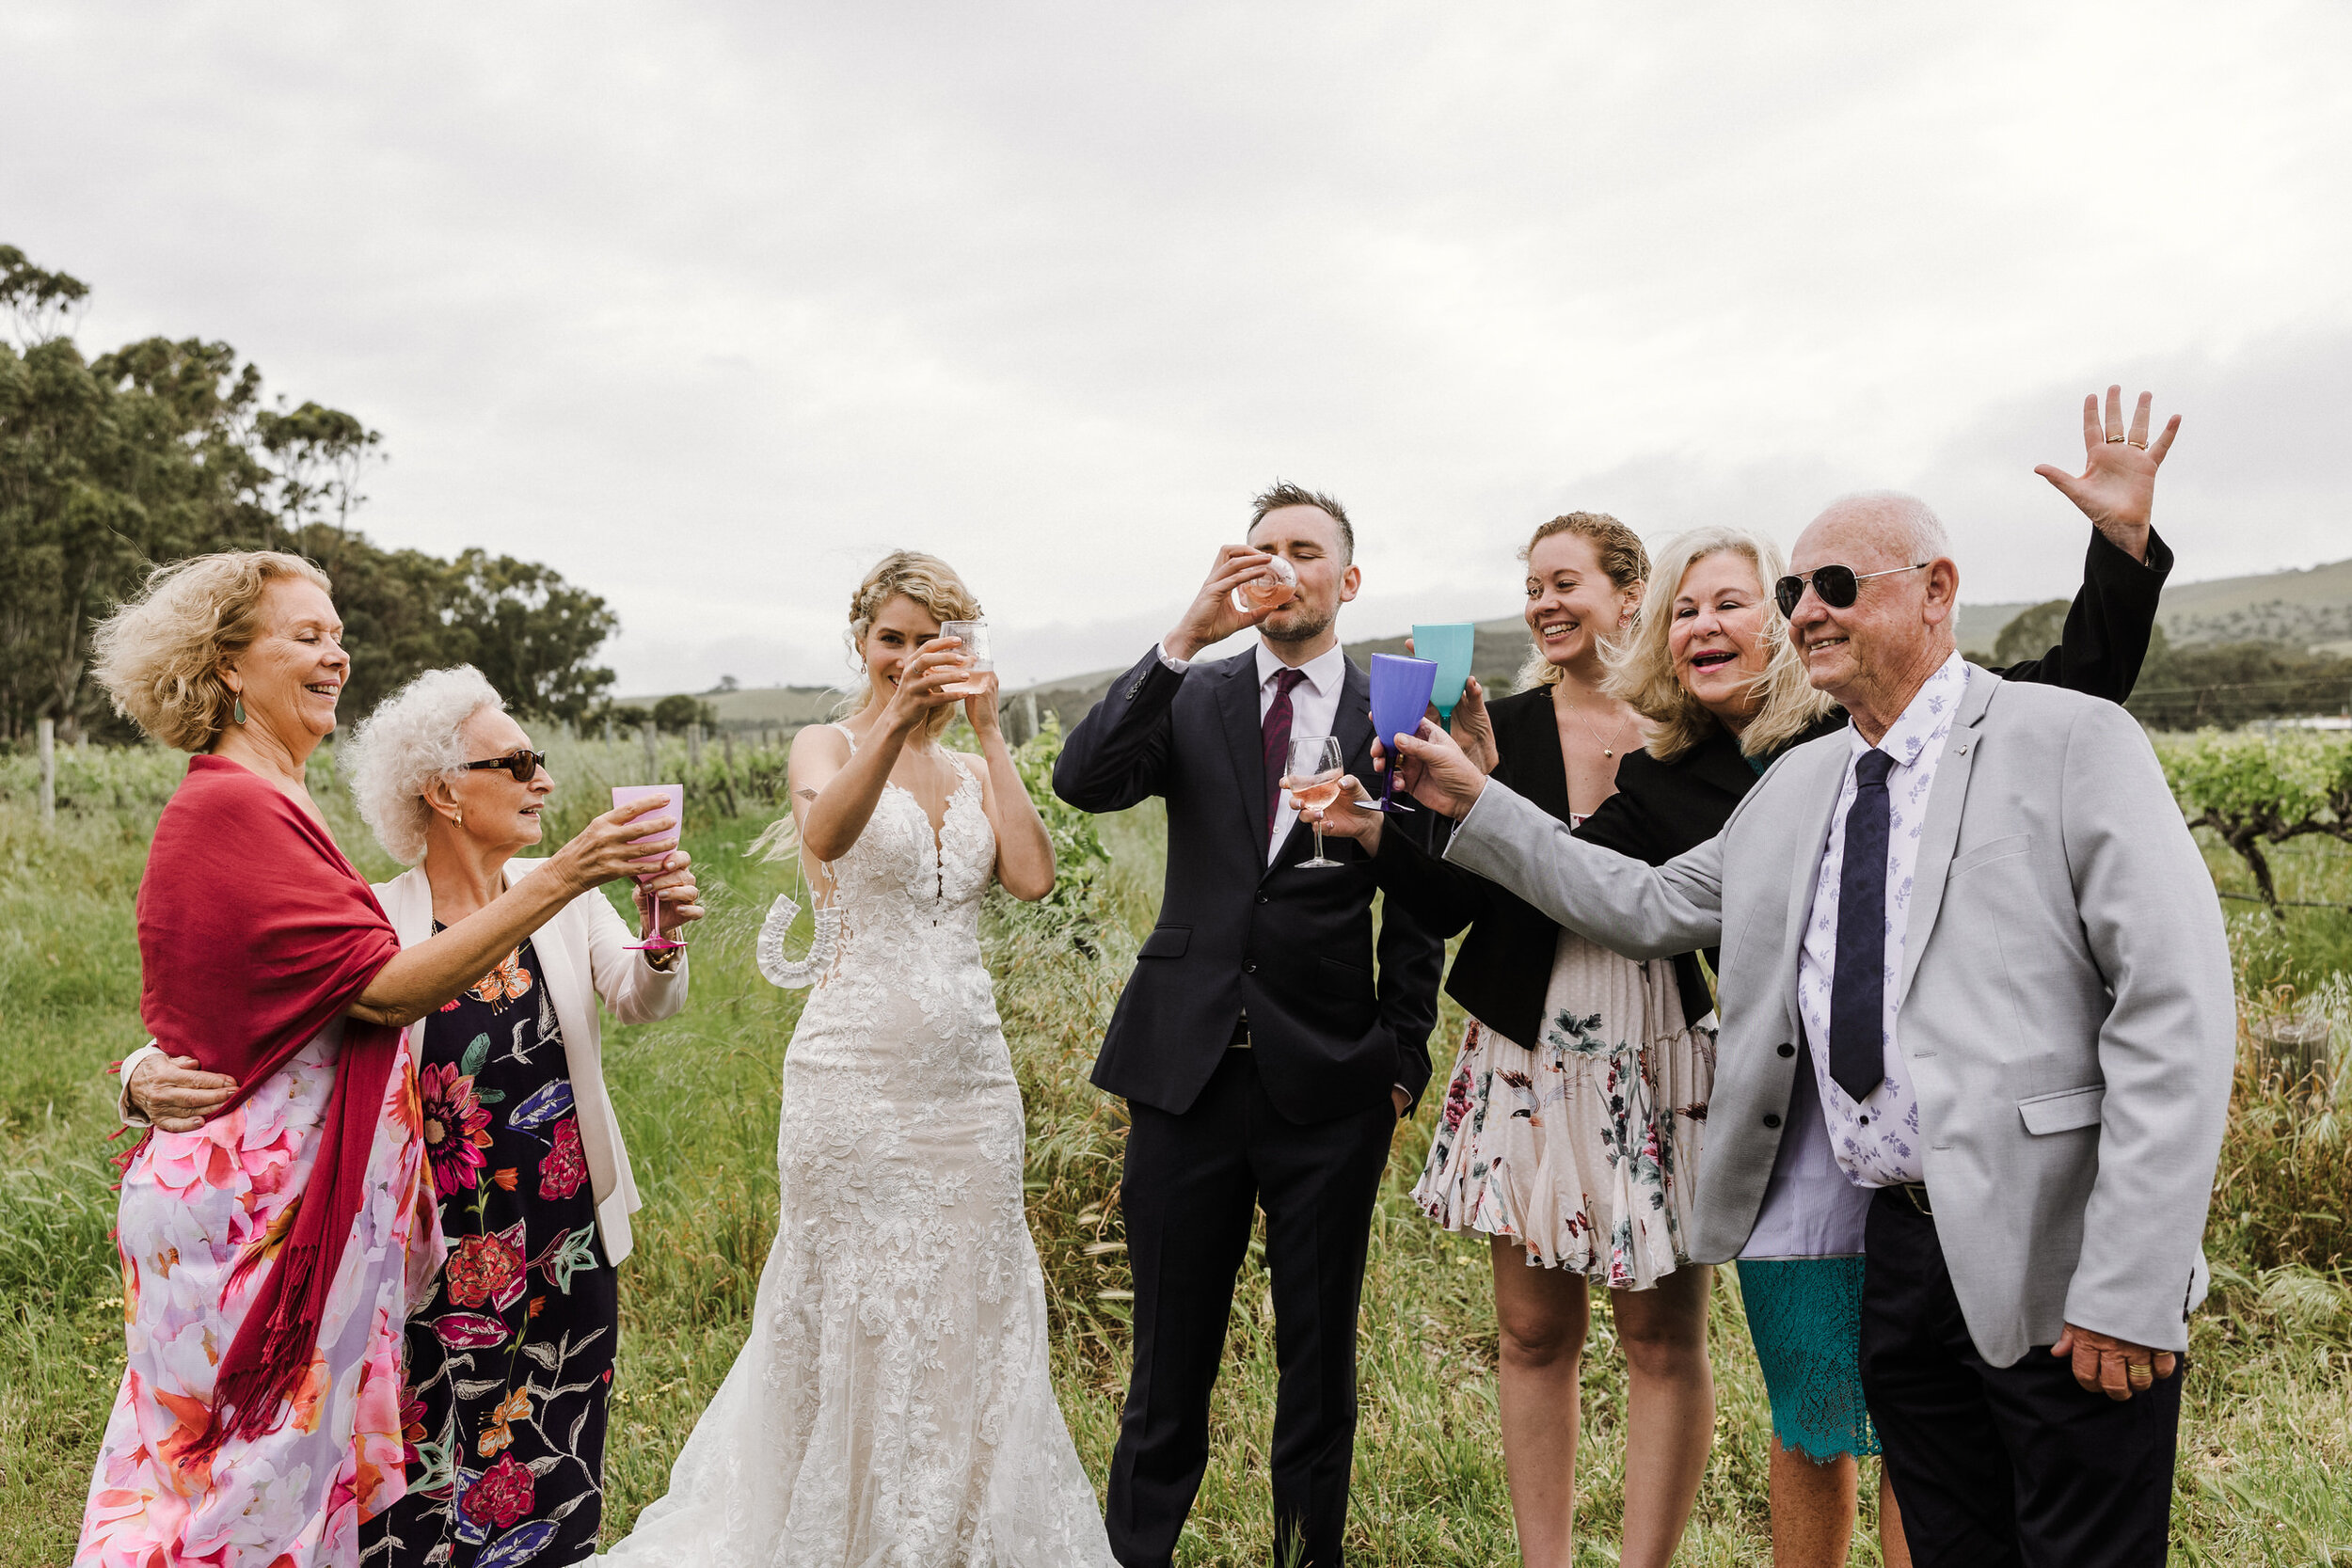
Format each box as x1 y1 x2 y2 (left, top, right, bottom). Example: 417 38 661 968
1896 673 1995 1004
1336 658 1374 775
1216 649 1269 849
1516 693 1574 820
1777 739 1849 1024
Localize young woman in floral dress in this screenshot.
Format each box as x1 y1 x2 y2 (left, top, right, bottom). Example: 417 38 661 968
1325 514 1717 1568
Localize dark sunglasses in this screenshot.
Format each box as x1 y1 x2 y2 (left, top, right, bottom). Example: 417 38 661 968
460 749 548 784
1773 562 1928 618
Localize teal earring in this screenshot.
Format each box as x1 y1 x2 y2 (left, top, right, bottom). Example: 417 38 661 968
232 696 246 725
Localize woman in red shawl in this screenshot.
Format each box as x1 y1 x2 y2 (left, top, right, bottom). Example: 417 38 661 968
76 551 669 1568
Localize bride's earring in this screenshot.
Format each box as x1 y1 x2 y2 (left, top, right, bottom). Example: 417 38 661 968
232 695 246 725
758 890 840 990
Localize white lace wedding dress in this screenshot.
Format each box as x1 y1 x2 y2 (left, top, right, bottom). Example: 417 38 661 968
599 736 1115 1567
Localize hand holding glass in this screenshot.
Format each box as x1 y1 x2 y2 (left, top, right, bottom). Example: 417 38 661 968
1230 554 1298 615
1411 623 1477 723
939 620 993 696
1282 735 1345 868
610 784 685 951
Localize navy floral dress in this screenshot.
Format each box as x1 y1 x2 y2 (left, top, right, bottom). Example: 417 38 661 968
369 932 617 1568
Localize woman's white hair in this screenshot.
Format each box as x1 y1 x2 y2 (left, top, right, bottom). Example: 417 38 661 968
341 665 507 865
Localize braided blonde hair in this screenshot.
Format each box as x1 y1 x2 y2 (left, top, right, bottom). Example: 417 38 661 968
840 550 982 739
1514 512 1650 692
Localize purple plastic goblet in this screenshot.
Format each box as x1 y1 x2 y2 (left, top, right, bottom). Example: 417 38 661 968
1367 654 1438 815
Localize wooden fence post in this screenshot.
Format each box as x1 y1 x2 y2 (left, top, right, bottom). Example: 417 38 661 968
642 722 660 778
687 721 703 768
38 717 56 828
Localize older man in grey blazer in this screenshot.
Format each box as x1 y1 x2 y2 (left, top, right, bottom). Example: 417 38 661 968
1352 470 2233 1564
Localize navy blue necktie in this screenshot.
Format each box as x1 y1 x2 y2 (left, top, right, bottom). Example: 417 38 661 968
1829 748 1895 1102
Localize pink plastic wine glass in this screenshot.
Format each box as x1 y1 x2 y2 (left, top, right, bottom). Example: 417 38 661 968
610 784 685 952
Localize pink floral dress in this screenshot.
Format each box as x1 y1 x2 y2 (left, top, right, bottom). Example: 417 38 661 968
77 1018 442 1568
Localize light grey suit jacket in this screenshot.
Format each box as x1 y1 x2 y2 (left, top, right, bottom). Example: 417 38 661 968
1447 672 2233 1366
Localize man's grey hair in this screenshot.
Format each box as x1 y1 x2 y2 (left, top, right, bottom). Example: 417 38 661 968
341 665 507 865
1826 489 1953 565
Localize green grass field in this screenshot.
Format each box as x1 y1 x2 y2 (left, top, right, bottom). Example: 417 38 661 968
2 735 2349 1565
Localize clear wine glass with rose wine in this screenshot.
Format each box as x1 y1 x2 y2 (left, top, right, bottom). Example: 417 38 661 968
1231 554 1298 615
1282 734 1345 868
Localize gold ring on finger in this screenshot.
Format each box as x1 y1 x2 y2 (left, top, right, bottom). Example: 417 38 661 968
2126 1362 2153 1384
2128 438 2147 449
2106 435 2127 443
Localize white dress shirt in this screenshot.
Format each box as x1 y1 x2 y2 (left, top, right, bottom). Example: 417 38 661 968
1795 651 1973 1187
1157 639 1348 863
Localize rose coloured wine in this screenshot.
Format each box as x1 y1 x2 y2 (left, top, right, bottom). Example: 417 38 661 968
1291 772 1343 812
1231 555 1298 614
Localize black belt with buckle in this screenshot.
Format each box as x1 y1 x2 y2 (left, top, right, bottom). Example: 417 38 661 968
1896 1181 1933 1217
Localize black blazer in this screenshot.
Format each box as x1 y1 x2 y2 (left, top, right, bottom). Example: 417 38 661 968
1375 527 2174 1042
1054 645 1446 1123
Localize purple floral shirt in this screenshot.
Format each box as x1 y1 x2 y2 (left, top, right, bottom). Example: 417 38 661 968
1795 652 1972 1187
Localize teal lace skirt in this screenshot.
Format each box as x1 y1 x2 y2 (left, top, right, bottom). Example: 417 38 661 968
1737 1256 1880 1462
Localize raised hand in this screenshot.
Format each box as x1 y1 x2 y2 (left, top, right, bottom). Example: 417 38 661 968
959 667 1003 736
549 794 685 895
1450 674 1499 773
1163 545 1284 662
2032 385 2179 564
882 641 970 735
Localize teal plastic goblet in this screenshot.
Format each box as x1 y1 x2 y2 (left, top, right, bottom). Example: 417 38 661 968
1412 623 1477 723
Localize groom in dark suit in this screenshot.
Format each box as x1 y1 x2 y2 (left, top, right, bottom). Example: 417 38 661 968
1055 483 1445 1568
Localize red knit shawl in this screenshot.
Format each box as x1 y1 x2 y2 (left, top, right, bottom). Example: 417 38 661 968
136 753 405 1447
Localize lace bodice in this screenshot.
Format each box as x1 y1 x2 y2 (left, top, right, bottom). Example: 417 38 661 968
821 740 996 956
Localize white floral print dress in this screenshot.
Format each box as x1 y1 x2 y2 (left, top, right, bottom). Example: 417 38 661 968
1411 818 1716 1290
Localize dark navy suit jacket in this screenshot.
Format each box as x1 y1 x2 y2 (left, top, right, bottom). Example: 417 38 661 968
1053 644 1446 1123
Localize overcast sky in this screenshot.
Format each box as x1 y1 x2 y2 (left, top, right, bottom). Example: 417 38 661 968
7 3 2348 693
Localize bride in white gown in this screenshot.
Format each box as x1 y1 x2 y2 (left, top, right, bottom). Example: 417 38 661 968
600 553 1115 1567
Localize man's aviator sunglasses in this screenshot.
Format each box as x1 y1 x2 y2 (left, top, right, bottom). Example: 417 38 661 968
461 749 549 784
1772 562 1929 619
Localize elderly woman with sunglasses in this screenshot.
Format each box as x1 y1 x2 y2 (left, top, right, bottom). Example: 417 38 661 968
126 664 701 1568
1326 386 2179 1567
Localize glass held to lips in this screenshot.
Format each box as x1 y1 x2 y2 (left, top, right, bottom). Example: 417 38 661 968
1231 555 1298 614
938 620 993 696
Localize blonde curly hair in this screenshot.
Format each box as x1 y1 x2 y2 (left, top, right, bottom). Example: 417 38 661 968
89 550 334 752
1601 525 1835 761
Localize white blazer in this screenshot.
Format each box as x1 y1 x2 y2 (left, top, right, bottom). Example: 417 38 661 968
373 858 687 1265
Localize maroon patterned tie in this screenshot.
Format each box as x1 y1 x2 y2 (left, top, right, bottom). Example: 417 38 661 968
1261 668 1308 851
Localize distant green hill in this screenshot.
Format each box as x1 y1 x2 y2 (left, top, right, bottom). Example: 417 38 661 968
1963 558 2352 657
629 557 2352 736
